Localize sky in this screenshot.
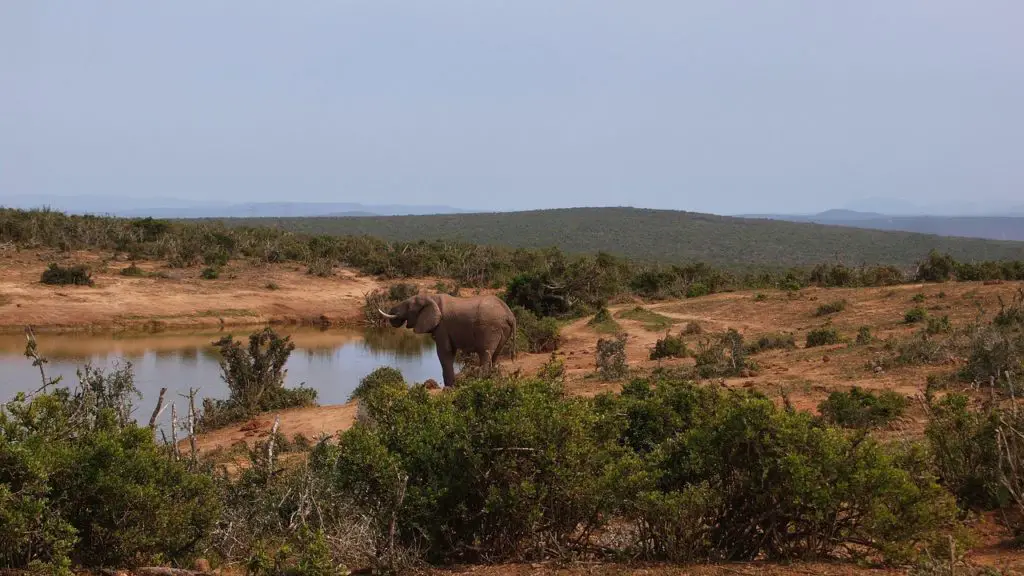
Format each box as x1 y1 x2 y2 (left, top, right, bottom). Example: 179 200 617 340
2 1 1022 215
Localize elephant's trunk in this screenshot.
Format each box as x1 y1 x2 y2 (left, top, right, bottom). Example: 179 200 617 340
378 308 398 319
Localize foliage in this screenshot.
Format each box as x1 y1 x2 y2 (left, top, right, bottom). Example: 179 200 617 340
650 332 687 360
815 299 848 316
806 327 841 347
913 293 927 303
818 387 908 428
587 306 621 334
40 263 93 286
0 371 219 571
856 326 874 345
744 332 796 354
201 266 220 280
198 328 317 431
925 394 1002 510
693 329 751 378
682 320 703 335
512 306 562 353
596 334 629 380
926 315 952 335
917 250 957 282
905 307 928 324
349 367 406 403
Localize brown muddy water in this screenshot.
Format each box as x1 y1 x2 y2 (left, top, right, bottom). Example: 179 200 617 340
0 327 445 429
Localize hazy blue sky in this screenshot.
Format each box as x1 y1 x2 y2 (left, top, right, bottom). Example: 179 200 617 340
2 2 1021 214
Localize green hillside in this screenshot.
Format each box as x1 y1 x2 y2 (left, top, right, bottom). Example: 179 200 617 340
209 207 1024 268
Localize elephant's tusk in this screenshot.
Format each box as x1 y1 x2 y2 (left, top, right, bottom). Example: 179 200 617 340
378 308 398 319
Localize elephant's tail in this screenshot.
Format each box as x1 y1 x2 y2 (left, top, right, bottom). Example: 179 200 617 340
509 314 517 361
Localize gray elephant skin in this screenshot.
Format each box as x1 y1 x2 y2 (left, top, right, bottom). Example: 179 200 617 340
379 293 517 388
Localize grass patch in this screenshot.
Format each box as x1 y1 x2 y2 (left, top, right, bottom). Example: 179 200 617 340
616 306 675 331
814 299 848 317
119 263 145 277
587 307 622 334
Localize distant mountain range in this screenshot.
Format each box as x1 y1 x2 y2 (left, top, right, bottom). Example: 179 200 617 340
738 209 1024 242
0 194 466 218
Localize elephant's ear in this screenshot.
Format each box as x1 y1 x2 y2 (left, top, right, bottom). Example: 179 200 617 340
413 298 441 334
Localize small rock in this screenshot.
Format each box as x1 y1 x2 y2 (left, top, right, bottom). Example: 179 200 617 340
874 366 884 374
822 355 831 363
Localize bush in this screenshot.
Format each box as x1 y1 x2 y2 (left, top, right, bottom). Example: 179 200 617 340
994 289 1024 329
685 282 709 298
513 306 562 353
0 372 219 570
925 394 1002 510
856 326 874 345
596 333 629 380
905 307 927 324
307 258 333 277
926 315 952 335
40 263 93 286
912 293 926 303
815 299 848 316
917 250 957 282
334 378 621 564
745 332 796 354
349 366 406 403
200 266 220 280
818 387 908 428
683 321 703 335
387 282 418 302
198 328 317 431
806 327 840 347
959 323 1024 386
650 332 687 360
588 306 622 334
693 329 751 378
604 378 957 562
120 263 145 277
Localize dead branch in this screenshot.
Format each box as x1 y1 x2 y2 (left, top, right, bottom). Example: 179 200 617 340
148 387 168 429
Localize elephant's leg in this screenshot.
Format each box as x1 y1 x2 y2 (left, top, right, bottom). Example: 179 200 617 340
436 344 457 388
492 333 509 366
477 351 492 376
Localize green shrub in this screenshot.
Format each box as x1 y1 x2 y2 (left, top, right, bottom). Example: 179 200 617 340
905 307 927 324
0 373 219 570
912 293 926 303
200 266 220 280
513 306 562 353
198 328 317 431
818 387 908 428
120 263 145 277
349 366 406 403
40 263 93 286
926 315 952 335
925 394 1001 510
806 327 840 347
856 326 874 345
958 323 1024 386
587 306 622 334
334 378 621 564
650 332 687 360
753 293 767 302
682 320 703 335
994 289 1024 329
306 258 333 277
685 282 709 298
604 378 957 562
815 299 848 316
917 250 957 282
745 332 796 354
596 333 629 380
694 329 751 378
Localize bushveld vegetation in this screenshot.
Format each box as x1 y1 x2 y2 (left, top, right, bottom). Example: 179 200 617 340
39 262 93 286
201 207 1024 268
5 210 1024 321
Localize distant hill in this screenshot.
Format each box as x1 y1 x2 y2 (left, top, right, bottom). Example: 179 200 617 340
204 207 1024 268
0 195 466 218
739 210 1024 242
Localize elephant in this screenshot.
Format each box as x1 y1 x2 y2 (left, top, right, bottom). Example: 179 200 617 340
379 293 517 388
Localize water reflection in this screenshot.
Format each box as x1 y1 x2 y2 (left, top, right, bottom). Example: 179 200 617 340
0 327 445 429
